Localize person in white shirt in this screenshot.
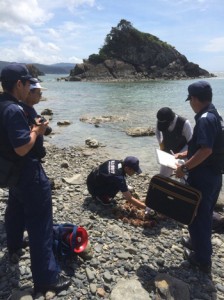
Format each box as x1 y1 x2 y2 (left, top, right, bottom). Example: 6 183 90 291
156 107 193 177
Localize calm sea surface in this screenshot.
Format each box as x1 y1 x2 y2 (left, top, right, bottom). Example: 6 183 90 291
37 73 224 174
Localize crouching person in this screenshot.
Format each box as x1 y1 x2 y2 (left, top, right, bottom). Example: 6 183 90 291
87 156 146 209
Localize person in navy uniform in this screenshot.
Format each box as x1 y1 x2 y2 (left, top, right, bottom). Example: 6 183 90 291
19 79 52 160
156 107 193 177
176 81 223 273
0 64 71 294
87 156 146 209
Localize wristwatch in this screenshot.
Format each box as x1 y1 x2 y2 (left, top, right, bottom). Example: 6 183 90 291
181 164 189 174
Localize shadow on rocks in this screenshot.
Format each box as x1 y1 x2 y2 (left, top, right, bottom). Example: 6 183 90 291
55 255 85 278
0 221 21 300
82 196 119 220
141 217 184 239
136 263 217 300
83 196 182 237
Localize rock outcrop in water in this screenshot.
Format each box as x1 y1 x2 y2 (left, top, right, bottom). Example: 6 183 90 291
68 19 214 82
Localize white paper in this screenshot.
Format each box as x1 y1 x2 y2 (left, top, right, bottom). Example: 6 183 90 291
156 149 185 170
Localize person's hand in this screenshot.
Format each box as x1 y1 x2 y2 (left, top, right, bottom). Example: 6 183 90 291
35 117 49 126
175 165 185 178
31 119 49 136
175 150 188 159
174 152 183 159
159 142 164 150
174 152 180 159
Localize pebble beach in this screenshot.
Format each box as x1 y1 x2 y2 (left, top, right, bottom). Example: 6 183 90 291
0 143 224 300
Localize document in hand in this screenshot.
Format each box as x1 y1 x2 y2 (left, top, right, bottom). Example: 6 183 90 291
156 149 184 169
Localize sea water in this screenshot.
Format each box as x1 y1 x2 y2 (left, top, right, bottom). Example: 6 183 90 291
37 73 224 174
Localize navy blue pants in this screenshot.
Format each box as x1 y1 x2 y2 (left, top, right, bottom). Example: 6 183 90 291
187 167 222 264
87 170 118 198
5 159 59 285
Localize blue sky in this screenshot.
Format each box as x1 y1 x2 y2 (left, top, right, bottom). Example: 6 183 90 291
0 0 224 71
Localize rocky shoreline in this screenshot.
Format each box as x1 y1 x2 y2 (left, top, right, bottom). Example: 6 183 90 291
0 143 224 300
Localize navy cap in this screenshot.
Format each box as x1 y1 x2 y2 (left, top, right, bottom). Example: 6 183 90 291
157 107 175 131
0 63 36 84
124 156 142 174
186 81 212 101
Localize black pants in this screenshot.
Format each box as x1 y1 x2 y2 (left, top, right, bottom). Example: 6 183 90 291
5 159 59 286
86 170 117 198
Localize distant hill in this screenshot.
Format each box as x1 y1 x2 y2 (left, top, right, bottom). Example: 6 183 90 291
33 63 75 74
0 61 75 75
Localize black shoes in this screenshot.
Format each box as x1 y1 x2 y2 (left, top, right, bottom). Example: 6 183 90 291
181 236 194 250
183 248 211 273
34 274 71 294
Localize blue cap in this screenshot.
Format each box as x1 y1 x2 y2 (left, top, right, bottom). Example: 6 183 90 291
124 156 142 174
186 81 212 101
0 63 36 83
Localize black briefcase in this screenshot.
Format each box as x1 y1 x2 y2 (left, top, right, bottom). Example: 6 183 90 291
145 174 201 225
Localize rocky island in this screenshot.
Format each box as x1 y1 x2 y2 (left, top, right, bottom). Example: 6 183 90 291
67 19 214 82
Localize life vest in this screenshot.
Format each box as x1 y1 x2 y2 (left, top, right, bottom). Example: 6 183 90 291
162 116 187 153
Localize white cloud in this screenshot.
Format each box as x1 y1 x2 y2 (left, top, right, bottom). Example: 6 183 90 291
39 0 95 12
47 28 60 39
68 56 83 63
0 23 33 35
0 0 52 31
0 34 83 64
61 21 84 32
60 0 95 13
18 37 61 62
203 37 224 52
0 0 98 64
47 43 60 51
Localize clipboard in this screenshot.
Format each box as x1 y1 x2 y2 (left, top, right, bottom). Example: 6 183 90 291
156 149 184 169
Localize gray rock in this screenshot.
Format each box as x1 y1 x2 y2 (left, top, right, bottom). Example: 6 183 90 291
62 174 83 185
116 252 132 260
103 271 112 283
110 279 150 300
85 267 95 282
11 291 33 300
90 283 97 294
155 273 190 300
216 283 224 293
85 138 99 148
57 120 71 126
126 127 155 137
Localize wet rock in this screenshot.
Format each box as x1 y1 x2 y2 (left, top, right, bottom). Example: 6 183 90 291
57 120 71 126
125 127 155 137
41 108 53 116
85 138 99 148
80 115 127 125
